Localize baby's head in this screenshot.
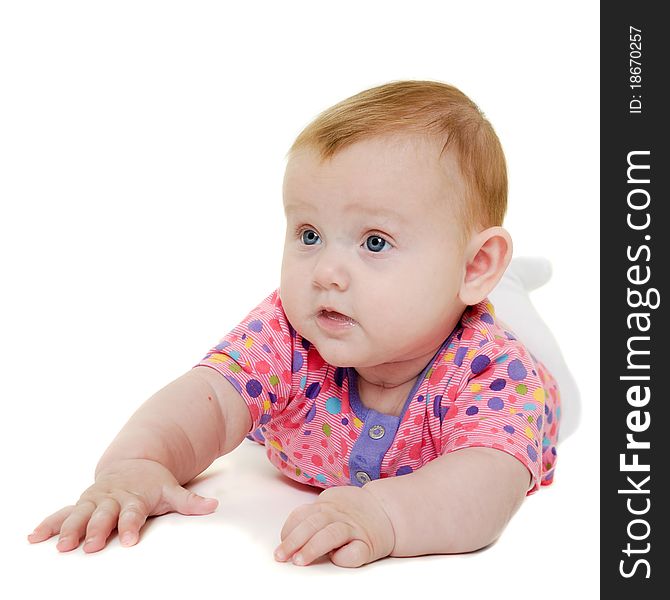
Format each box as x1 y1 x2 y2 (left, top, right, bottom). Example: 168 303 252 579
279 80 512 369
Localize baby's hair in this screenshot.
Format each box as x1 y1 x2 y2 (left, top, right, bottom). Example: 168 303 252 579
286 80 508 245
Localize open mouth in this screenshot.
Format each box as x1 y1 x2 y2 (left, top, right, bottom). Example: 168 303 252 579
320 310 352 321
317 309 357 328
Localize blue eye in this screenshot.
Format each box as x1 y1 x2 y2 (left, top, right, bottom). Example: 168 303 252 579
301 229 321 245
365 235 390 253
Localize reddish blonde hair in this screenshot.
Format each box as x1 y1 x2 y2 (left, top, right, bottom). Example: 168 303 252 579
286 80 508 243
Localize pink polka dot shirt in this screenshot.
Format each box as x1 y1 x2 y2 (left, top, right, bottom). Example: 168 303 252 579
194 290 560 494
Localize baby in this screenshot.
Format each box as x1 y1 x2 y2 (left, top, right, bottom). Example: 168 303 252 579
28 80 574 567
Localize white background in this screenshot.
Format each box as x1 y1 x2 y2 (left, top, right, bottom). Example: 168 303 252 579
1 1 599 597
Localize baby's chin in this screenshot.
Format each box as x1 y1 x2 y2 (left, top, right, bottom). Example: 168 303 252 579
290 317 381 368
294 328 360 367
305 339 356 368
306 337 386 370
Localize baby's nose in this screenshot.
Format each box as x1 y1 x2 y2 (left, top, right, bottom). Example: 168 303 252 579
312 248 351 291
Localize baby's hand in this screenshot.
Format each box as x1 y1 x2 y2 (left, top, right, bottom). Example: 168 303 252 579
274 485 395 568
27 458 218 553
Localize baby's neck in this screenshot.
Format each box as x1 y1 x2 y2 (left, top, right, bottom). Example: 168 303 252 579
355 364 422 392
354 346 440 416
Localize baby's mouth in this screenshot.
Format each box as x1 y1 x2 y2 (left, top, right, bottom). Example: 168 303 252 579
321 310 350 321
317 309 357 327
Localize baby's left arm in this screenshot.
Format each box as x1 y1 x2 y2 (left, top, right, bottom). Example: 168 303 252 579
274 447 530 567
366 447 531 557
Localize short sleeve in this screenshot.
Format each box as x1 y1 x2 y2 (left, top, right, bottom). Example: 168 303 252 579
193 290 295 433
441 339 546 495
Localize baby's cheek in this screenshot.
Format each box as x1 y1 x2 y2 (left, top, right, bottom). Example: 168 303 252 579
365 306 413 348
279 276 303 317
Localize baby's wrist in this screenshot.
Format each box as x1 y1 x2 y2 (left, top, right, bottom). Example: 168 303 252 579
360 485 396 559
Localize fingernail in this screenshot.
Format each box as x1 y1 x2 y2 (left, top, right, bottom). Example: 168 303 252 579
274 549 285 561
121 533 134 546
293 553 304 565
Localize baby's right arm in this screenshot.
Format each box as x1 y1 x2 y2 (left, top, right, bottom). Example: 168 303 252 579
28 366 251 553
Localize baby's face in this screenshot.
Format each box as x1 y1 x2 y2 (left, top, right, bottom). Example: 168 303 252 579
280 133 470 369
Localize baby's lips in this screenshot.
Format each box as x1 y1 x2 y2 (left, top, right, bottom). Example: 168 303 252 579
320 310 357 324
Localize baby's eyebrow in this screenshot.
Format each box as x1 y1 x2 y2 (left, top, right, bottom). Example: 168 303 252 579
354 205 405 224
284 200 405 225
283 200 312 214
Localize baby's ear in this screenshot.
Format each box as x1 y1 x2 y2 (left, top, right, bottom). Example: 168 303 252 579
458 227 513 306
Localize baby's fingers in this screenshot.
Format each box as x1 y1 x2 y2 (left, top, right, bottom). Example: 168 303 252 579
56 501 96 552
275 511 332 564
279 503 317 541
115 501 151 548
162 485 219 516
82 499 121 553
28 505 76 544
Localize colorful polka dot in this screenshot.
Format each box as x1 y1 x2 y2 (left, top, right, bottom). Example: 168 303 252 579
490 378 506 391
306 381 321 399
454 346 468 366
292 351 303 372
326 397 342 414
409 443 422 459
246 379 263 398
256 360 271 374
487 397 504 411
507 359 527 380
471 355 491 375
